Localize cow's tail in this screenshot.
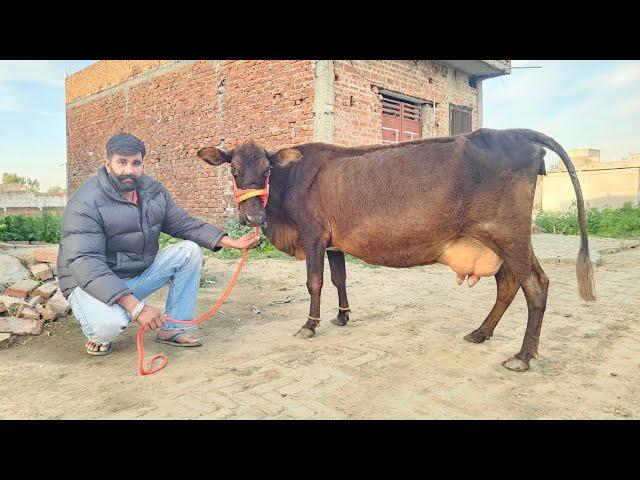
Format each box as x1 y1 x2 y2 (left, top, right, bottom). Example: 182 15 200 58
519 129 596 302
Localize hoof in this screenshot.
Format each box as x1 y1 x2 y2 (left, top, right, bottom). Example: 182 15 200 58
331 316 348 326
463 330 491 344
294 327 316 339
502 356 530 372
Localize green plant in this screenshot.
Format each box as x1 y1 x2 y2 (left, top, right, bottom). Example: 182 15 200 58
0 213 61 243
534 202 640 239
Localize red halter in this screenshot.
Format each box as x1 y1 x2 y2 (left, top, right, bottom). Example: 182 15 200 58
231 171 270 207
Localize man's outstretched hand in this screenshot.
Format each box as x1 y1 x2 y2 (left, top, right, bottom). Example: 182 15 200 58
217 232 261 250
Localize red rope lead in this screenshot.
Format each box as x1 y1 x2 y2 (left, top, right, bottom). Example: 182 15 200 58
137 228 256 375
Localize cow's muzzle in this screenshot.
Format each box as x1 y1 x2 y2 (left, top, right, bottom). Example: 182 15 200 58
245 213 267 227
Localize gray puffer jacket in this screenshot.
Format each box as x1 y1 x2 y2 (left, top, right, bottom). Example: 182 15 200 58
57 166 227 305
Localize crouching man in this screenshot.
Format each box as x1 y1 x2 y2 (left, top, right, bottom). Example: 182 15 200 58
57 133 259 356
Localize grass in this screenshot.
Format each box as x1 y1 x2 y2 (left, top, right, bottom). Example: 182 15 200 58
534 202 640 239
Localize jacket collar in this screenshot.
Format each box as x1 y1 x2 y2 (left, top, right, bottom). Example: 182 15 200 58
97 166 158 203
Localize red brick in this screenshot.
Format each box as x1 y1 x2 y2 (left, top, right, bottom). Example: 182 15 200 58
41 308 60 322
33 282 58 300
30 263 53 281
28 295 45 306
32 248 59 264
16 304 41 320
46 292 70 316
5 280 40 299
0 317 43 335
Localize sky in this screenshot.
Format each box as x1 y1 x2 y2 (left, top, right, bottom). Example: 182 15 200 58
0 60 95 190
0 60 638 191
483 60 640 166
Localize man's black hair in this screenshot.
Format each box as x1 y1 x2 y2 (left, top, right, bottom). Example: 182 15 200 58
105 133 146 159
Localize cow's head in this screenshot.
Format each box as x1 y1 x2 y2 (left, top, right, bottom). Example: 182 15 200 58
197 140 302 227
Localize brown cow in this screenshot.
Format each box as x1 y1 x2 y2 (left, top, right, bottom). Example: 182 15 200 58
197 128 596 372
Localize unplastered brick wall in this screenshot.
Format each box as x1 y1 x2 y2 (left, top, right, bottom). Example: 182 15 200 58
66 60 315 225
332 60 479 146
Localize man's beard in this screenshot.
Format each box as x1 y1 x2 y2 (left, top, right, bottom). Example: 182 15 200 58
108 172 140 192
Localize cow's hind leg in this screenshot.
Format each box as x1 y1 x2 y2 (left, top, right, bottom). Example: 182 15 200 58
464 262 519 343
294 242 325 339
327 250 351 326
502 254 549 372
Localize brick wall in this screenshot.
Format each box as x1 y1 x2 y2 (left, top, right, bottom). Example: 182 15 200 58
333 60 479 146
66 60 480 226
66 60 315 225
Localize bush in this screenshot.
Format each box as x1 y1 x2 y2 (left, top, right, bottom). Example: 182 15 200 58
534 202 640 239
0 213 61 243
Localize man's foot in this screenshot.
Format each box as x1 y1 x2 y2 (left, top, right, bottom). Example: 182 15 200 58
85 340 112 356
155 329 202 347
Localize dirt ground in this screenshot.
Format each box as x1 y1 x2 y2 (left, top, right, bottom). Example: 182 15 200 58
0 234 638 419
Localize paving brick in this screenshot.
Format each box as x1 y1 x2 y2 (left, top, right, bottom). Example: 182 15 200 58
0 316 43 335
5 280 40 299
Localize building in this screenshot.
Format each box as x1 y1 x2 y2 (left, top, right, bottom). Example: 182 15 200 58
65 60 511 225
535 149 640 212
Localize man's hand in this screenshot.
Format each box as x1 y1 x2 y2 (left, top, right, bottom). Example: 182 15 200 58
217 232 261 250
136 304 165 331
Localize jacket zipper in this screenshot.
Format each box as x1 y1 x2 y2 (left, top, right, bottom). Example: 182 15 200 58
138 185 161 268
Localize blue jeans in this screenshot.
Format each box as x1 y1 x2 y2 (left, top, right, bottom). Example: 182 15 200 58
68 240 203 344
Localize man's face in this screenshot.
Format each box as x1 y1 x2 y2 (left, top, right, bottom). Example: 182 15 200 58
104 153 144 191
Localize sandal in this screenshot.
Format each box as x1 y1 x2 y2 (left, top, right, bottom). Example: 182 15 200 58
155 331 202 347
86 342 112 356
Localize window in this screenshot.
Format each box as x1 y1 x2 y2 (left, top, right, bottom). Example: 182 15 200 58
381 95 423 144
449 104 472 135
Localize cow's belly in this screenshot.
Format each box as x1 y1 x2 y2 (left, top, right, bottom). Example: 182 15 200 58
437 237 503 277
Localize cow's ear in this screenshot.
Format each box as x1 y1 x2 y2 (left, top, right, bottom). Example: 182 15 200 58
268 148 303 167
197 147 233 165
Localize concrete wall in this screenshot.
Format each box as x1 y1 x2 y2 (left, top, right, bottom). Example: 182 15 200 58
539 168 640 211
0 192 67 217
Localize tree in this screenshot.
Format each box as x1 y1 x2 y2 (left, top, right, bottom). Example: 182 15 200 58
2 173 40 191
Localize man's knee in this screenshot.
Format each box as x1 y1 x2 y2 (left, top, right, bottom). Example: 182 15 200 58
91 310 130 343
177 240 203 265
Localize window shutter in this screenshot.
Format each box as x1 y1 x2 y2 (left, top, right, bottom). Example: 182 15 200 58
381 95 423 143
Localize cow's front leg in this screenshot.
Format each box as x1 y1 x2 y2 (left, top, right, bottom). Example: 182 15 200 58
294 242 325 339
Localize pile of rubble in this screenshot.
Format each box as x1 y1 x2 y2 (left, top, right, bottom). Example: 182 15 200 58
0 245 70 345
